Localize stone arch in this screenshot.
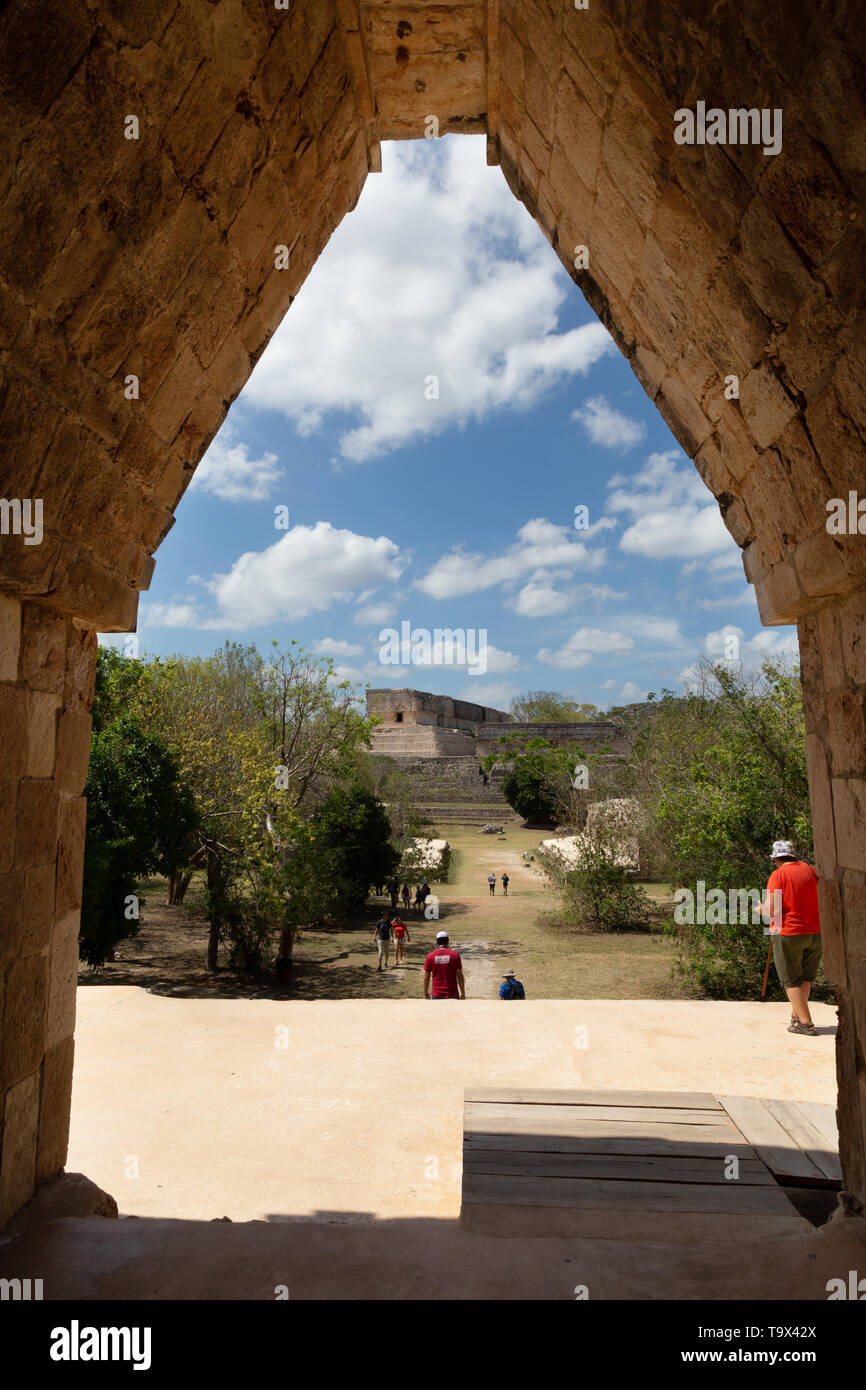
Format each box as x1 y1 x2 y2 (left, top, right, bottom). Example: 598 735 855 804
1 0 864 1224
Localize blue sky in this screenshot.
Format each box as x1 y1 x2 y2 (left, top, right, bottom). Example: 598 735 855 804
108 135 798 710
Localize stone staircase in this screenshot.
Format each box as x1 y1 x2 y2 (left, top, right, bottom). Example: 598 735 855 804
380 754 521 824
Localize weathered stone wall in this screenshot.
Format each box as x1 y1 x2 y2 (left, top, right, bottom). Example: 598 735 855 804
798 593 866 1207
0 597 95 1228
1 0 865 1221
477 720 628 753
367 688 510 729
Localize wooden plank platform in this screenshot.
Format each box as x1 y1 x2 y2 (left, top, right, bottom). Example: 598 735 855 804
721 1095 841 1186
461 1088 841 1230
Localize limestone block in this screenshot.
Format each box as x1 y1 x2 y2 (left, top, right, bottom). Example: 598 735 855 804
499 17 524 101
55 797 86 918
144 347 207 445
54 709 91 797
838 591 866 685
21 863 55 957
742 450 808 558
777 290 847 398
25 691 60 780
593 164 644 295
760 119 850 265
0 954 48 1089
650 183 720 297
0 1071 40 1230
0 869 23 960
63 626 97 711
524 50 556 145
805 733 838 876
734 195 816 326
0 781 15 875
0 686 28 780
739 364 799 450
817 875 846 987
35 1037 75 1186
832 778 866 873
776 419 835 523
560 6 620 95
806 383 866 499
138 193 219 306
792 532 853 602
694 437 737 505
0 374 60 498
712 407 760 485
14 780 59 871
657 371 714 456
45 910 81 1064
228 161 300 279
0 596 20 684
19 607 66 695
752 556 805 626
826 690 866 778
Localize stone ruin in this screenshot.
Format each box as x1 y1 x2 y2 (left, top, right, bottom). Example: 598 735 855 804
0 0 864 1226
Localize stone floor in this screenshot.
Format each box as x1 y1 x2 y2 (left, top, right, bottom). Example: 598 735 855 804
2 990 858 1300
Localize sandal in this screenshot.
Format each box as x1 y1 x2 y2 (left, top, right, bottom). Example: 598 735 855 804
788 1019 817 1035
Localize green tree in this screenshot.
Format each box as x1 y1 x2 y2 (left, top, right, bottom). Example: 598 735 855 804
509 690 603 722
80 714 199 967
276 783 400 963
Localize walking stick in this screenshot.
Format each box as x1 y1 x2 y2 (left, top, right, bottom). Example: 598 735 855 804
761 940 773 999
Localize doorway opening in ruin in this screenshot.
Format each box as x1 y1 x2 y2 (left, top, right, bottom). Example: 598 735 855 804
2 0 862 1262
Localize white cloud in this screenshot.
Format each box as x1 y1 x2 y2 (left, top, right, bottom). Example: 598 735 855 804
205 522 406 628
138 601 204 628
537 627 634 669
189 425 282 502
241 138 615 461
510 580 576 618
311 638 364 658
416 516 606 600
354 600 399 627
457 680 518 708
697 586 758 609
571 395 646 452
605 451 733 561
619 681 647 702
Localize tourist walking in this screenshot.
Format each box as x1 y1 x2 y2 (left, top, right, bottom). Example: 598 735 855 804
373 915 393 971
762 840 822 1035
423 930 465 999
392 915 409 965
501 872 509 896
487 872 496 896
387 876 400 911
499 970 525 999
401 881 411 912
414 884 425 914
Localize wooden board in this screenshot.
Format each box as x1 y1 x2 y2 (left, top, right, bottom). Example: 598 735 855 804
464 1130 758 1160
792 1101 839 1152
465 1087 722 1110
464 1101 731 1131
462 1150 775 1185
717 1095 825 1182
765 1100 842 1184
462 1172 798 1215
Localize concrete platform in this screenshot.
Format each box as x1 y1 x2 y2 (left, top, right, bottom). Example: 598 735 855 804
65 991 839 1225
0 989 851 1300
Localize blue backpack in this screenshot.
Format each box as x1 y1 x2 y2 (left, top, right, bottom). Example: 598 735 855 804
501 977 525 999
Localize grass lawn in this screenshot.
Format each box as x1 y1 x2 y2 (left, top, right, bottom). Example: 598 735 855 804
80 823 691 1001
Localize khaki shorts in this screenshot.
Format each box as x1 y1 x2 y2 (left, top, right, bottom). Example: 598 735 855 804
377 938 390 957
772 932 822 988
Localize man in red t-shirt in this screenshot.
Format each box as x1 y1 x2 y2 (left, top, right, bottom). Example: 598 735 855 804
762 840 822 1035
423 930 465 999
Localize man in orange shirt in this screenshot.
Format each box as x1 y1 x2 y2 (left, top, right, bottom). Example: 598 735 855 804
762 840 822 1035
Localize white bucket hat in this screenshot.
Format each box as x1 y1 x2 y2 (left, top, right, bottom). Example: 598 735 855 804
771 840 796 858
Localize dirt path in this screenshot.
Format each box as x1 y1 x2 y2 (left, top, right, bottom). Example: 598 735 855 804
79 825 684 1001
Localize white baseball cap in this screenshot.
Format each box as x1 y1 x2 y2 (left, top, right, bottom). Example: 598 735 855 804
771 840 796 858
436 930 448 941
